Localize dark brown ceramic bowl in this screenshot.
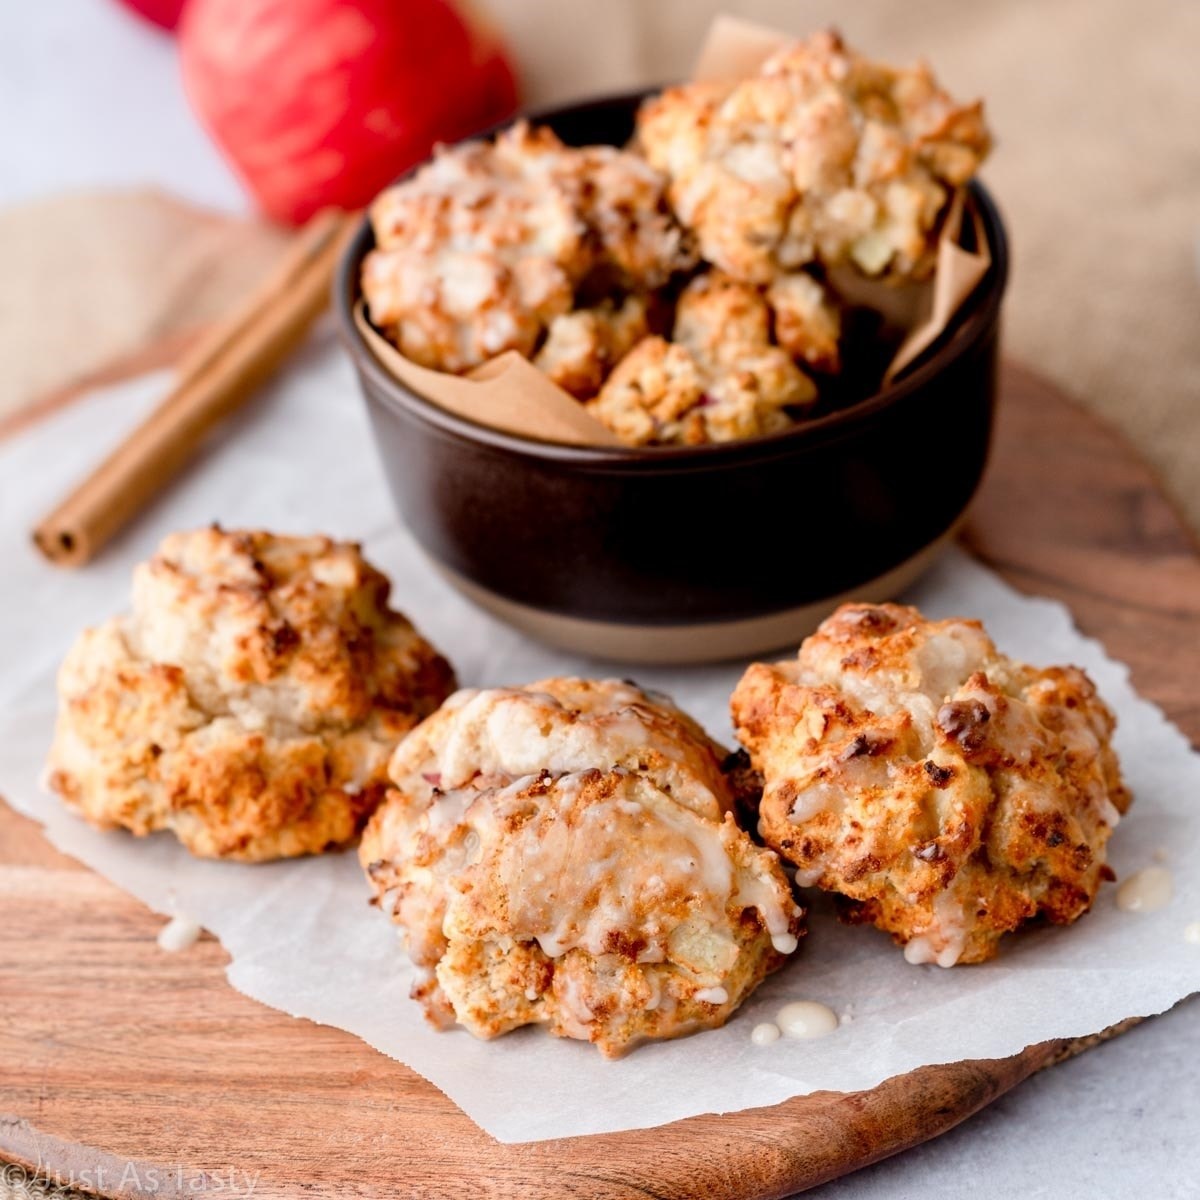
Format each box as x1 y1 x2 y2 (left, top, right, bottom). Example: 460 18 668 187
335 90 1009 664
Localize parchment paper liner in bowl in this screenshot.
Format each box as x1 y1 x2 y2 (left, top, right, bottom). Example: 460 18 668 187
359 13 993 446
354 306 621 446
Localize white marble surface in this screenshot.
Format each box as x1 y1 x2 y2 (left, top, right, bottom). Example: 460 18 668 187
2 3 1196 1196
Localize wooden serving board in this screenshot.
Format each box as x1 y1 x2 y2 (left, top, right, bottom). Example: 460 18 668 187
2 363 1198 1200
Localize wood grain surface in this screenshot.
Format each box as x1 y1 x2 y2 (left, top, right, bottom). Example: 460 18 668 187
1 363 1198 1200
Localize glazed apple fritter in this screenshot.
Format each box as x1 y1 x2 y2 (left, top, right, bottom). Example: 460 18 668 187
731 603 1129 965
361 678 803 1056
363 121 695 375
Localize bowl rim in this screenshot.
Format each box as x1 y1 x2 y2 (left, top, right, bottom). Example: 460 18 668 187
335 87 1009 468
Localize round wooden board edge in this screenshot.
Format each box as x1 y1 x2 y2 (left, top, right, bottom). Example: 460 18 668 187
0 1021 1143 1200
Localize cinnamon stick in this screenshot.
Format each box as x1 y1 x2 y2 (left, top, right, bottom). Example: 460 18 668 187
32 208 355 567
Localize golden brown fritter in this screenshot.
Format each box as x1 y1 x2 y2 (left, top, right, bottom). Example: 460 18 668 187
674 271 823 412
586 272 817 446
363 121 694 374
766 272 842 373
637 29 990 284
731 603 1129 965
46 527 455 861
533 295 650 399
584 335 710 446
360 678 803 1056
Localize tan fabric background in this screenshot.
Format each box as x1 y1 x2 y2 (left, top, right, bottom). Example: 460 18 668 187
486 0 1200 534
0 191 288 437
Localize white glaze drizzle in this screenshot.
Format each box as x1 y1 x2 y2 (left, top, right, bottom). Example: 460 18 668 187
776 1000 839 1039
902 890 968 967
1116 866 1173 914
157 913 202 953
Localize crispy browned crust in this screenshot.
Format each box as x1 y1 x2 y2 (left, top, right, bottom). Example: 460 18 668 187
360 678 803 1056
731 603 1129 964
46 527 456 861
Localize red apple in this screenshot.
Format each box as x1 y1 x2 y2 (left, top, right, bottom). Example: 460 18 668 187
113 0 188 31
179 0 518 225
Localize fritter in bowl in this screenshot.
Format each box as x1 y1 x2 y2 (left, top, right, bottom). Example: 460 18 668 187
46 527 456 861
636 29 990 284
360 678 803 1056
585 272 818 445
533 294 651 399
363 121 695 375
731 603 1129 965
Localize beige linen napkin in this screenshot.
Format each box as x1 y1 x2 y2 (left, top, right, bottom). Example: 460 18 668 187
0 189 287 436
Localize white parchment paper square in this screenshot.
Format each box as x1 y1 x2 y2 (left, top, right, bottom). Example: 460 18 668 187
2 329 1197 1142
